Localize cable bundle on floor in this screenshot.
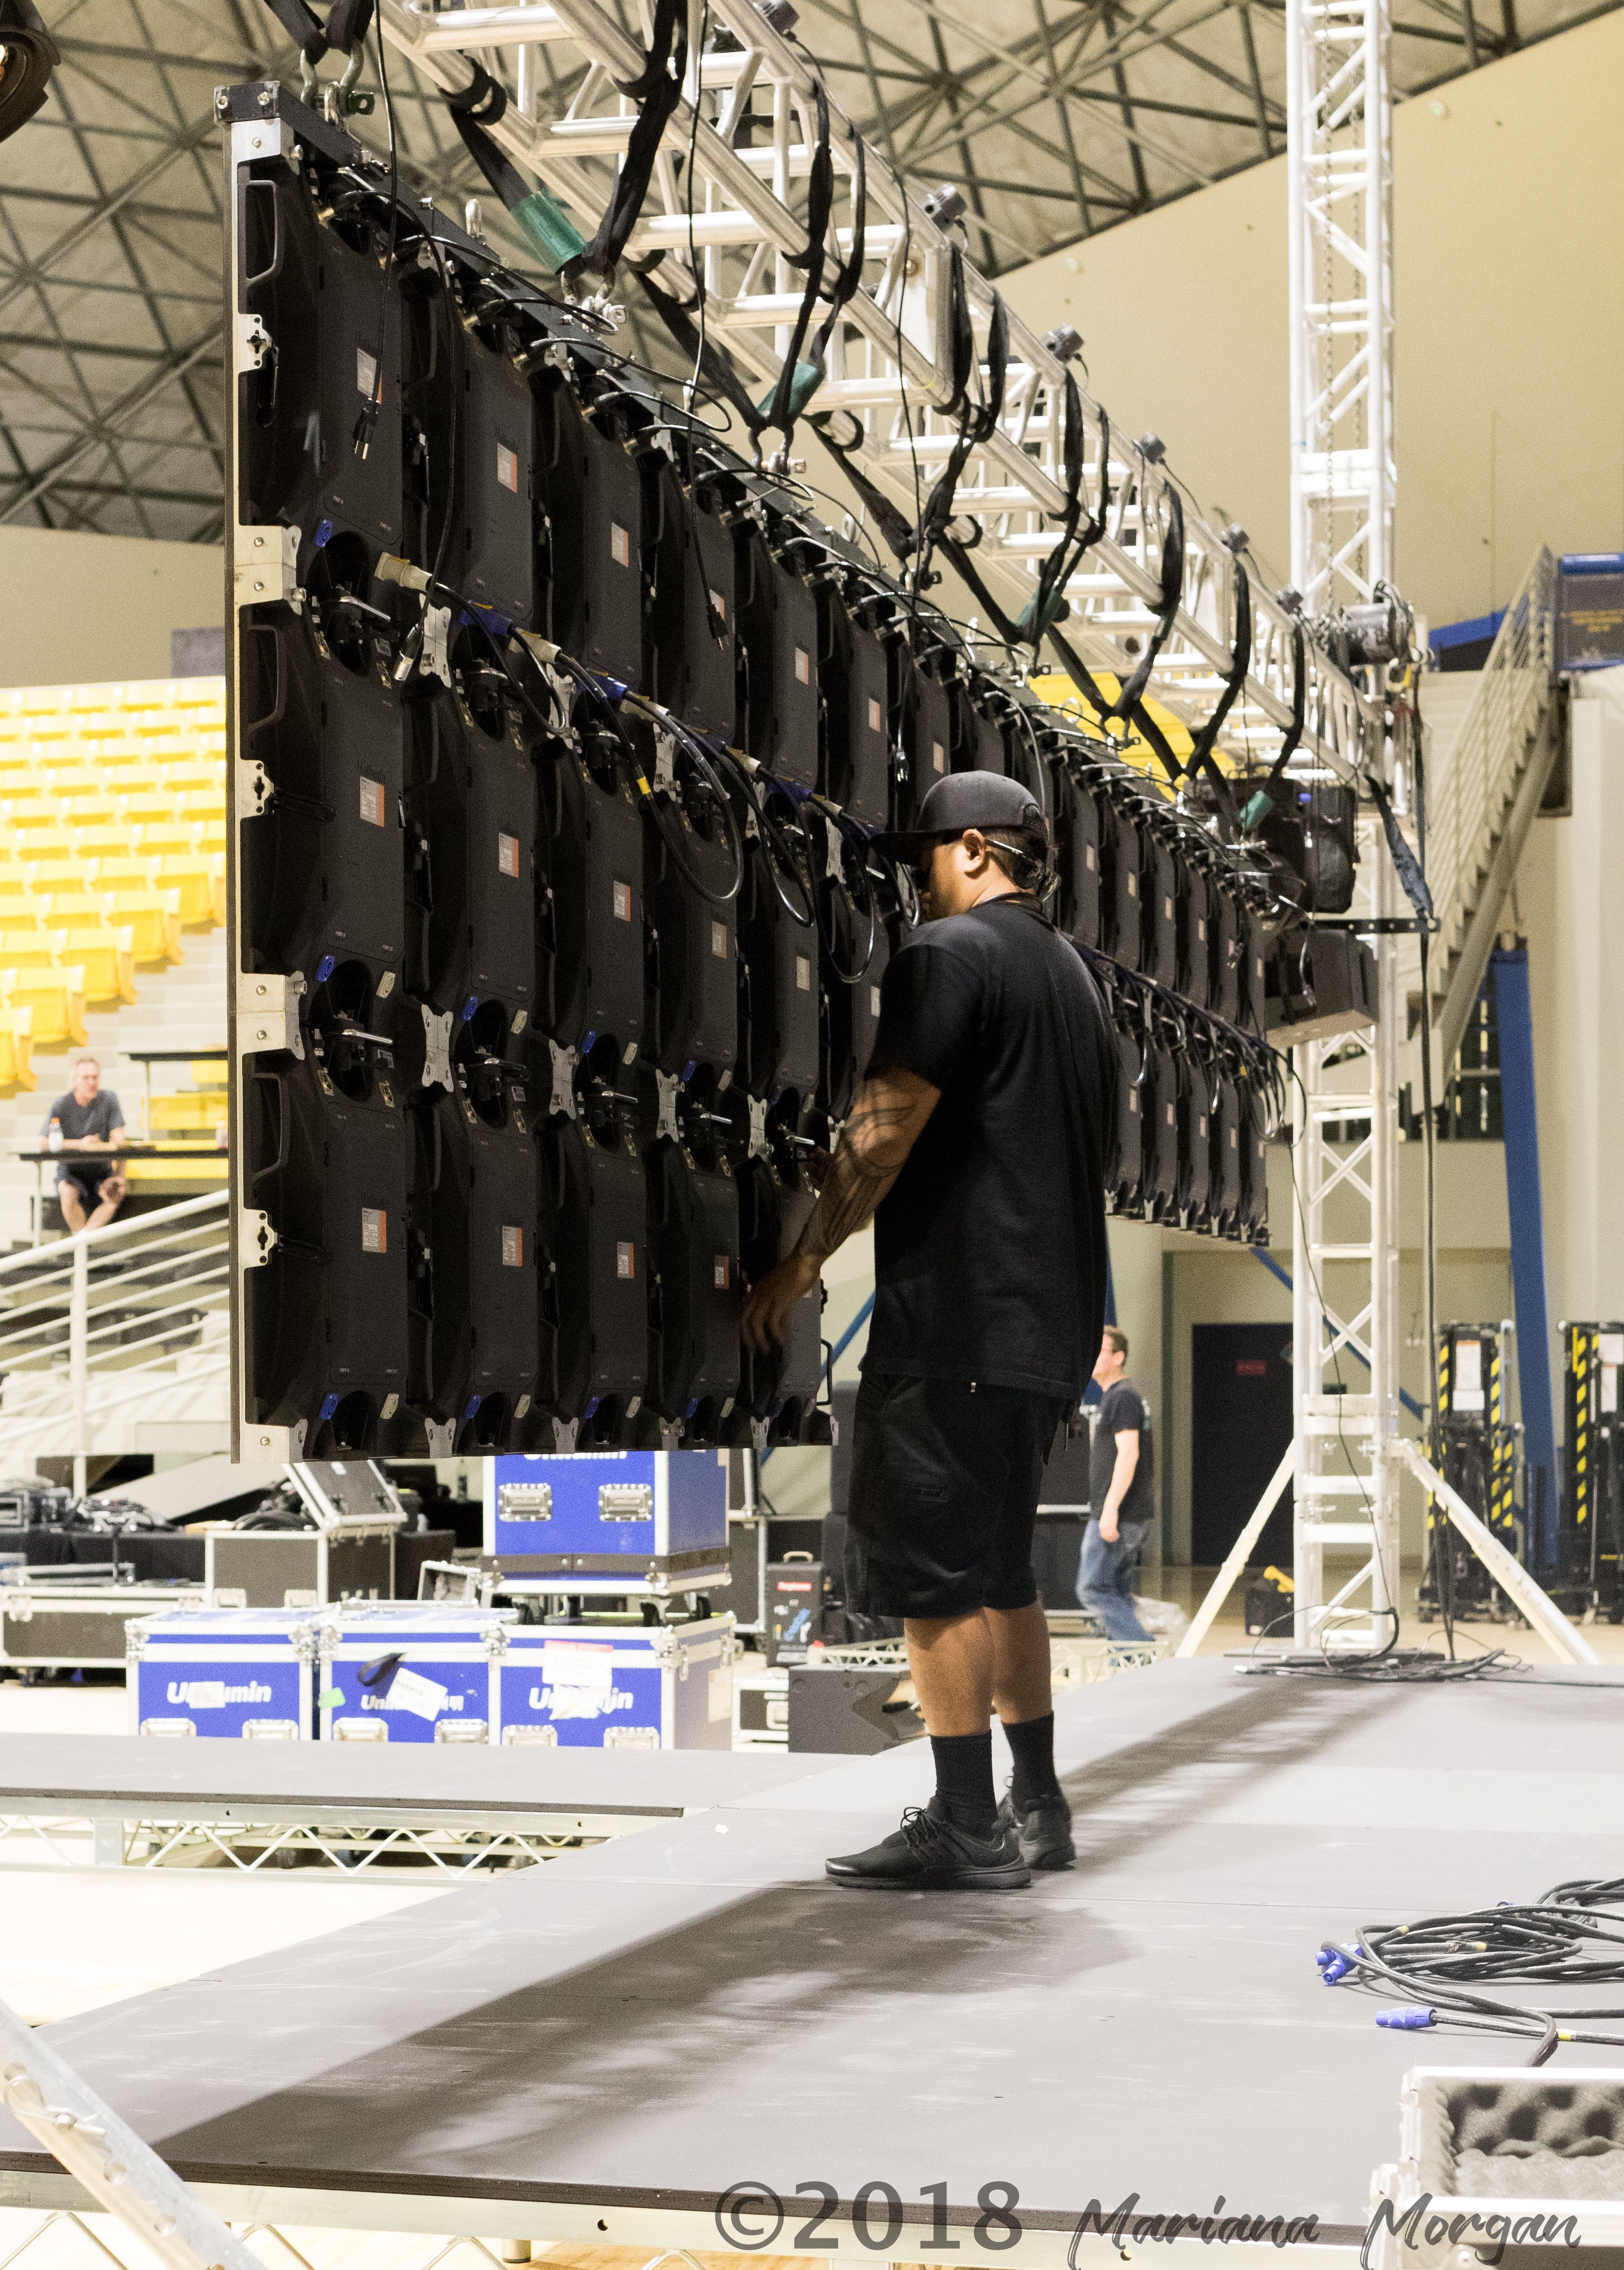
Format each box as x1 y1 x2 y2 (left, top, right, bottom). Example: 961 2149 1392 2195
1246 1644 1526 1683
1320 1878 1624 2062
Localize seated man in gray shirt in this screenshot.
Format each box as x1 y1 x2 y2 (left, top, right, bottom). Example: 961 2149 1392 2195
44 1055 128 1233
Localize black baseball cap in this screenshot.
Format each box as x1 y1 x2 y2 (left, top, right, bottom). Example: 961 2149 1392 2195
873 769 1046 859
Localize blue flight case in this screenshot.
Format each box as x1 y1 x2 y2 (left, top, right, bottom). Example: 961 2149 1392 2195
127 1607 325 1739
493 1614 735 1749
317 1603 516 1743
485 1451 731 1596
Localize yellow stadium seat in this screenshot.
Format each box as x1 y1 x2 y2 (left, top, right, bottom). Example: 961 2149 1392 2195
57 794 122 827
54 924 135 1007
92 739 150 769
151 1093 218 1132
190 1062 227 1091
0 1005 35 1093
196 823 226 856
138 827 201 859
120 792 180 824
0 966 87 1049
179 790 225 821
0 929 62 970
14 831 82 864
0 905 52 934
27 860 92 895
93 855 159 889
100 888 181 966
4 801 65 831
73 827 144 861
209 864 226 927
153 856 217 925
165 759 222 787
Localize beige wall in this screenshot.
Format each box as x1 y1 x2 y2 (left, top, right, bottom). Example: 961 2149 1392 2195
0 526 222 689
999 10 1624 629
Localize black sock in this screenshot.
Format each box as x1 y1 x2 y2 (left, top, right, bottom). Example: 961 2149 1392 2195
1004 1711 1060 1809
931 1730 998 1835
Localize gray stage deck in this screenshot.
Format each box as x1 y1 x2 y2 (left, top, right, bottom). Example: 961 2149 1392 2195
5 1660 1624 2255
0 1731 807 1821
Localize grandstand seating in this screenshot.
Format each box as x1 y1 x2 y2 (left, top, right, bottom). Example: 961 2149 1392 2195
0 677 225 1094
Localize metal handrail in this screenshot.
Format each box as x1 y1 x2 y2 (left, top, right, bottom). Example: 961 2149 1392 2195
0 1190 229 1489
1424 547 1557 996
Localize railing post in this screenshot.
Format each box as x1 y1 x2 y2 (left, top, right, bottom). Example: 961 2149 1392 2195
70 1233 88 1497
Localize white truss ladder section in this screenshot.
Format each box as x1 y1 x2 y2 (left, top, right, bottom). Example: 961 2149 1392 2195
1422 548 1562 1070
373 0 1379 783
1286 0 1395 613
1291 816 1401 1648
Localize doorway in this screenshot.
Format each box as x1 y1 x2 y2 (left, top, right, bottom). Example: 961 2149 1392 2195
1191 1322 1294 1569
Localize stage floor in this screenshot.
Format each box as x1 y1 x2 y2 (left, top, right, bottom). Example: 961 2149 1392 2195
5 1660 1624 2258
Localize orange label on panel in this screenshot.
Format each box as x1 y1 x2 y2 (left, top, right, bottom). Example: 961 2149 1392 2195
612 879 633 923
794 647 811 685
867 696 883 733
498 833 520 878
496 442 519 494
361 1208 387 1254
611 522 632 568
710 920 728 960
713 1256 730 1291
358 777 386 828
616 1241 636 1280
502 1225 523 1267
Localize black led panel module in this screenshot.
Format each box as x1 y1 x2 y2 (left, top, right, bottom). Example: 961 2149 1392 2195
461 323 534 624
1210 883 1242 1024
1054 767 1102 949
646 1141 741 1444
406 1066 539 1452
818 587 890 825
537 1109 649 1445
536 378 643 685
643 455 736 741
735 526 819 788
738 1152 823 1444
242 1017 409 1457
1211 1064 1244 1235
533 720 645 1067
733 792 820 1128
1240 909 1271 1038
642 736 739 1082
1142 1033 1180 1221
238 159 402 557
1106 1009 1144 1215
817 867 890 1127
1101 794 1144 970
238 605 405 1002
894 649 953 829
403 652 536 1037
1178 862 1212 1008
1178 1052 1213 1230
1238 1078 1271 1243
1145 824 1179 989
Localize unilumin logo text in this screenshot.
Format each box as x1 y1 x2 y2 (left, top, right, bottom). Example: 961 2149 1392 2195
166 1680 272 1706
528 1684 636 1717
361 1690 466 1711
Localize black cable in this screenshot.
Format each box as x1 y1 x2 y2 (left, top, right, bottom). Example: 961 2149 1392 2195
1321 1876 1624 2063
352 19 399 462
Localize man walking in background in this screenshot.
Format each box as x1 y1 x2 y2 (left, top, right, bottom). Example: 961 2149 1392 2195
44 1055 128 1233
1077 1326 1154 1642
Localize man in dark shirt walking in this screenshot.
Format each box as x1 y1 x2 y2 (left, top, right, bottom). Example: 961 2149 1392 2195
1078 1326 1154 1642
743 773 1116 1891
42 1056 128 1234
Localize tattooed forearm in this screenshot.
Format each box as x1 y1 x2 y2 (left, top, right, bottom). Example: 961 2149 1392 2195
791 1072 941 1268
794 1147 899 1264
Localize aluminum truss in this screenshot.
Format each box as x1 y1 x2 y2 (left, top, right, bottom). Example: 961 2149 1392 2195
1289 816 1401 1647
370 0 1377 782
1286 0 1395 617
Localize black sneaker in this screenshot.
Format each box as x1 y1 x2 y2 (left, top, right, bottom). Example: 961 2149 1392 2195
826 1798 1032 1891
997 1787 1075 1871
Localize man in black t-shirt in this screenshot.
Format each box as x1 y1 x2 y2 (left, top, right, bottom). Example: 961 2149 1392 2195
1078 1325 1154 1642
43 1056 127 1233
743 773 1116 1891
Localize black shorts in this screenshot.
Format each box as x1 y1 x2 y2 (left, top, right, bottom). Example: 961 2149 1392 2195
844 1370 1070 1621
57 1164 117 1206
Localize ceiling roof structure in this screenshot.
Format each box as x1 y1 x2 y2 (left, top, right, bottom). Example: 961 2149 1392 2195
0 0 1611 544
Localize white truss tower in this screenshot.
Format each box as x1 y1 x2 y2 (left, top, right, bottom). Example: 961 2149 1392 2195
1286 0 1401 1645
1289 819 1402 1646
1286 0 1396 613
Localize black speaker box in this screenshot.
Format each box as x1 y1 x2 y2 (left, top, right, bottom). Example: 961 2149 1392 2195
1145 829 1180 990
819 898 889 1125
643 781 738 1082
894 651 953 829
732 800 821 1123
1211 1066 1244 1236
1141 1037 1180 1220
787 1664 924 1752
1054 767 1103 950
1178 864 1212 1008
1102 798 1144 969
737 1153 823 1444
1178 1053 1213 1230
